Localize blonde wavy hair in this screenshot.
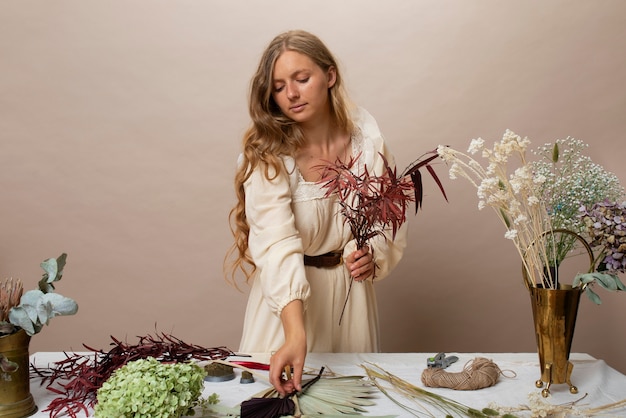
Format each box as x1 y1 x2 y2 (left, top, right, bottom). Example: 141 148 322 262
225 30 354 285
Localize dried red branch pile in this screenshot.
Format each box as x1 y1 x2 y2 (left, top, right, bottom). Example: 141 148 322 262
31 332 234 418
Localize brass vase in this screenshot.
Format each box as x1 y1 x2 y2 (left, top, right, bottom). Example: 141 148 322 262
0 329 37 418
528 285 582 397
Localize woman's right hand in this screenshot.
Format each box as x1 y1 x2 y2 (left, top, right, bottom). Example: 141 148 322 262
269 299 306 397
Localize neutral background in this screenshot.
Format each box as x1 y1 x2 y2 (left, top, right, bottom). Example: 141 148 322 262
2 0 625 375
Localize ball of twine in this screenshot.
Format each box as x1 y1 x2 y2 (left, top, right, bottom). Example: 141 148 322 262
421 357 510 390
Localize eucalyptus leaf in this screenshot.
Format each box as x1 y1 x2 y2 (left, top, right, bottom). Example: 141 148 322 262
585 287 602 305
8 308 38 335
593 273 619 291
21 289 45 304
573 274 595 287
55 253 67 278
38 253 67 293
40 257 59 283
22 303 40 324
41 293 78 316
5 253 76 336
37 300 54 325
20 290 45 323
573 272 625 304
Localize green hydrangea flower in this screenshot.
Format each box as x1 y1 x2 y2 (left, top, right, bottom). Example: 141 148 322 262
94 357 206 418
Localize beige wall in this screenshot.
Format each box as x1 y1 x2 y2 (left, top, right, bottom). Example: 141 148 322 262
2 0 625 374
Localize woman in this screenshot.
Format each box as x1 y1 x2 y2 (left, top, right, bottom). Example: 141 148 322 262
227 30 408 396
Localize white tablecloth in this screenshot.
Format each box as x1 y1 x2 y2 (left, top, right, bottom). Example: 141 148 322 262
27 352 626 417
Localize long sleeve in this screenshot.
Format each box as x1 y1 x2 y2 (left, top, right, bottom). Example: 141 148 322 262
244 162 311 316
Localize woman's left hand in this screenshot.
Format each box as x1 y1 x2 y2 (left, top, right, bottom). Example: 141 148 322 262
346 245 374 281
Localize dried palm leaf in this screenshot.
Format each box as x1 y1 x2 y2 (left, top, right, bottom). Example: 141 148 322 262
198 361 396 418
296 375 376 414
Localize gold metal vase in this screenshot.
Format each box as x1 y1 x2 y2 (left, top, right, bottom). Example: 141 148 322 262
0 329 37 418
528 285 582 397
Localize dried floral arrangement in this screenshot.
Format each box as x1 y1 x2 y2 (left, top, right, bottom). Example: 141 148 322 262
32 332 234 417
1 253 77 337
437 131 626 301
1 253 77 375
319 150 446 322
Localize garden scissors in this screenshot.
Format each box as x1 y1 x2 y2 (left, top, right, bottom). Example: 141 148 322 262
427 352 459 369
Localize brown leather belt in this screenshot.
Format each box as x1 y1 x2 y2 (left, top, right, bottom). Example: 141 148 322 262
303 252 343 268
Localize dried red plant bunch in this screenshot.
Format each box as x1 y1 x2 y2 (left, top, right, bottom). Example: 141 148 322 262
319 150 446 250
32 332 234 418
319 150 446 324
320 153 413 250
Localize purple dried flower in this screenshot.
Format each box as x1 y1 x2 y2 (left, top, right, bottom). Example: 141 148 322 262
579 200 626 274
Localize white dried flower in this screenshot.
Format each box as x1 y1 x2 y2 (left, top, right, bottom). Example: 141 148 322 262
514 214 528 225
467 138 485 154
528 196 540 206
436 145 455 162
533 174 546 184
449 163 460 180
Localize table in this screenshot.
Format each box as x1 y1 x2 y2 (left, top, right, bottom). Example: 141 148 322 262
27 352 626 417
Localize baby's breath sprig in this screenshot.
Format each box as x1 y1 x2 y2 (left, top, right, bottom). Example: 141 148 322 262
532 137 624 267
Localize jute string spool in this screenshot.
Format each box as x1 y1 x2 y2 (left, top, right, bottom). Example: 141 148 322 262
421 357 513 390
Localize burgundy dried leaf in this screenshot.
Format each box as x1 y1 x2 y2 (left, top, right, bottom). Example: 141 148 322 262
411 169 423 213
402 151 440 176
241 397 295 418
426 163 448 203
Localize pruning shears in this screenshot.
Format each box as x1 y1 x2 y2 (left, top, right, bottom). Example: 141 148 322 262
427 352 459 369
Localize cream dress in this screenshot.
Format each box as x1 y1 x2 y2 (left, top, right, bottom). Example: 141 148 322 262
238 107 408 354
